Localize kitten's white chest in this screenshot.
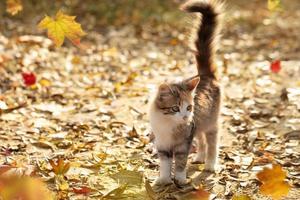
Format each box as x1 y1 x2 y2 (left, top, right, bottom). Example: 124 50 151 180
149 104 176 149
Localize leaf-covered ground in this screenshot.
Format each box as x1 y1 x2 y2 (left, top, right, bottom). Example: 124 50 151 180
0 1 300 199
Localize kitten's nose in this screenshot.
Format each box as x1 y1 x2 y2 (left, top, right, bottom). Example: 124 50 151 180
183 116 188 120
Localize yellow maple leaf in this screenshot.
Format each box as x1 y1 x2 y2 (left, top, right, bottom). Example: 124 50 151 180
268 0 282 12
257 164 290 199
6 0 23 16
38 10 86 47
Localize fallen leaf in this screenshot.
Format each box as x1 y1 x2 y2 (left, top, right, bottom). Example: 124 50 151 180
22 72 36 86
0 176 53 200
31 140 56 151
184 187 210 200
110 170 143 186
232 194 252 200
0 102 27 115
55 174 69 191
257 164 290 199
169 38 179 46
0 165 14 175
50 158 70 175
101 184 127 199
6 0 23 15
73 186 91 195
38 10 86 47
128 126 138 138
39 78 52 87
270 60 281 73
71 56 81 64
145 180 156 200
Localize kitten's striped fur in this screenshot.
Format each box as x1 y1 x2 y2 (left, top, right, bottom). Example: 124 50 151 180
149 0 222 185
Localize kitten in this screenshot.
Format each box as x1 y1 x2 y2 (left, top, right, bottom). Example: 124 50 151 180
149 0 222 186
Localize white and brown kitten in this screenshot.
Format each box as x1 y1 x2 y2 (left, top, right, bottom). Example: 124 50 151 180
149 0 222 185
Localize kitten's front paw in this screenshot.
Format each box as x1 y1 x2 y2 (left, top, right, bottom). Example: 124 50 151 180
174 177 188 186
204 163 218 172
154 177 172 186
174 171 188 186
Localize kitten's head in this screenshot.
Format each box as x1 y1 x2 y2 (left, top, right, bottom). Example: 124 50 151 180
155 77 200 124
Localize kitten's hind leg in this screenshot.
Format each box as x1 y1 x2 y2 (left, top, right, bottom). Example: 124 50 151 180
155 150 173 186
192 131 206 164
204 128 219 172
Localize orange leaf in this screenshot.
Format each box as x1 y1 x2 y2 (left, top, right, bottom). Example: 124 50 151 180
260 181 290 200
6 0 23 15
257 164 290 199
49 158 70 175
257 164 286 183
185 187 210 200
0 176 53 200
0 165 14 175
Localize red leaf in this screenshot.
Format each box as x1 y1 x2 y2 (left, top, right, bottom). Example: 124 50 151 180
73 186 91 195
22 72 36 86
0 147 12 156
270 60 281 73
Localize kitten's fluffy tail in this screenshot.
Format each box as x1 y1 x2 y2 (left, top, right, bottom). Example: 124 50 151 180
181 0 222 78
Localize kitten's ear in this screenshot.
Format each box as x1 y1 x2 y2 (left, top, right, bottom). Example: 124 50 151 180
158 83 171 99
159 83 171 93
186 77 200 91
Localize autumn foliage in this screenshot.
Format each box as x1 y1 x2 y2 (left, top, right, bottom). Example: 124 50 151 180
257 165 290 199
0 176 53 200
38 11 86 47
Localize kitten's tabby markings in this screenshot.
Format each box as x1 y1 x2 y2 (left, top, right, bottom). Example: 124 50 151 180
149 0 222 186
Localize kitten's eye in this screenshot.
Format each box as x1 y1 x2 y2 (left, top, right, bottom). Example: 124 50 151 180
187 105 192 111
171 106 180 112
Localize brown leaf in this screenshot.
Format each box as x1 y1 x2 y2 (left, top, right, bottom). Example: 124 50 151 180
50 158 70 175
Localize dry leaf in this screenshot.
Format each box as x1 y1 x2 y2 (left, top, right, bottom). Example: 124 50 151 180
145 180 156 200
270 60 281 73
73 186 92 195
184 187 210 200
38 10 86 47
50 158 70 175
110 170 143 186
232 194 252 200
6 0 23 15
0 176 53 200
22 72 36 86
39 78 52 87
257 164 290 199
